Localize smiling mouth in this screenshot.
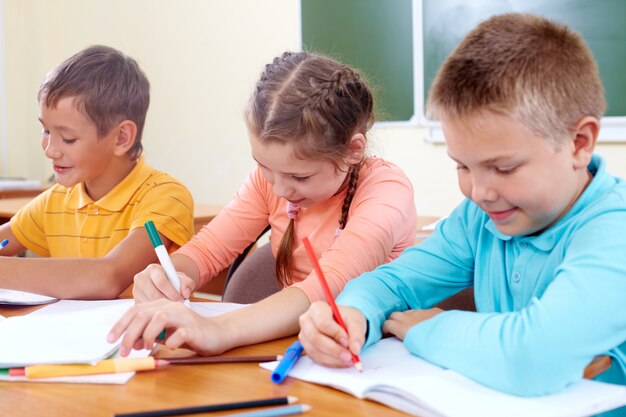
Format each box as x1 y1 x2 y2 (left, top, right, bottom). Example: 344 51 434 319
288 199 304 205
487 208 517 222
53 165 71 173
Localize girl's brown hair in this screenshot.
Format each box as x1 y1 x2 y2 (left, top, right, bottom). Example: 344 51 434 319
245 51 374 287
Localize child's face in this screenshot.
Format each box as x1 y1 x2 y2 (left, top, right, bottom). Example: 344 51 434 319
443 112 591 236
39 97 119 199
249 133 349 208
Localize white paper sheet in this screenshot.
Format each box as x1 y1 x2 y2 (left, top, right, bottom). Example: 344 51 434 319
261 338 626 417
0 300 245 384
0 288 59 305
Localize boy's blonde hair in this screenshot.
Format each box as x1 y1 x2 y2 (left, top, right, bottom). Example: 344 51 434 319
427 13 606 142
245 51 374 287
38 45 150 160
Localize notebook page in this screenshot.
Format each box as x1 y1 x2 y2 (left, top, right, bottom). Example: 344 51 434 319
262 338 626 417
0 300 132 367
260 337 444 398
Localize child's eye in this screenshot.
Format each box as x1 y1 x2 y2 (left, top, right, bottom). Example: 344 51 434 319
495 166 517 174
292 176 310 182
63 138 77 144
41 129 50 136
455 164 468 171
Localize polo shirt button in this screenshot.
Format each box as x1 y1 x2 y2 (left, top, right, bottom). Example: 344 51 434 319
520 242 527 249
94 208 99 215
512 272 521 282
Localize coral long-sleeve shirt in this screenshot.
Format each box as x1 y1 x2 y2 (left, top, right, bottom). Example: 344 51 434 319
177 157 417 302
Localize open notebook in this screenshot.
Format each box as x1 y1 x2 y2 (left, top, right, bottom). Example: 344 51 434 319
261 338 626 417
0 299 245 384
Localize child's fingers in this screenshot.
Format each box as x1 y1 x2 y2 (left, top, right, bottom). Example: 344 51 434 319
134 264 182 302
298 302 354 368
341 307 367 356
111 300 170 356
108 304 140 343
306 302 349 344
164 327 191 351
179 274 195 299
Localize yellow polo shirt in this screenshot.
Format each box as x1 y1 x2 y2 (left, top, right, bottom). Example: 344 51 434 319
10 159 194 257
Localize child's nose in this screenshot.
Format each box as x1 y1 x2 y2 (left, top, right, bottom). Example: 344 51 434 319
273 178 293 199
42 136 61 159
471 179 498 203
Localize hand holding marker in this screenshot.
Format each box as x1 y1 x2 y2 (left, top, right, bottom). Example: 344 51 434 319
302 237 362 371
144 221 189 305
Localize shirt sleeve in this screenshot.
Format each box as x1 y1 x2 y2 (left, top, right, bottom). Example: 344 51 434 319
403 210 626 396
176 168 272 285
9 190 50 256
130 178 195 251
292 161 418 302
336 200 476 345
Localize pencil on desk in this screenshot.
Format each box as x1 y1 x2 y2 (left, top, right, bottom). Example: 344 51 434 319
166 355 280 365
10 357 168 379
222 404 311 417
302 237 362 371
114 396 299 417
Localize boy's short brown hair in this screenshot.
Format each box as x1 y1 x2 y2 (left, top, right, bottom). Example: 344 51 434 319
38 45 150 159
427 13 606 142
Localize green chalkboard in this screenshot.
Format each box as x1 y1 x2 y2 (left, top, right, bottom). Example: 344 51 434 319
302 0 626 125
422 0 626 118
301 0 414 122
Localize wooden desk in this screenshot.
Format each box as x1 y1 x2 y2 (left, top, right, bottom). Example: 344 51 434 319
0 197 223 230
0 197 33 224
0 186 49 199
0 303 407 417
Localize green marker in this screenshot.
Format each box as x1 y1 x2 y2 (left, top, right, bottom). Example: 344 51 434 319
144 221 184 298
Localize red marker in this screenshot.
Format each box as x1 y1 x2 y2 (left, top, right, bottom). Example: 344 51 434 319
302 237 362 371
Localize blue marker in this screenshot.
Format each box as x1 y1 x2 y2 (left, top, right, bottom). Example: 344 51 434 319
0 239 9 250
271 340 304 384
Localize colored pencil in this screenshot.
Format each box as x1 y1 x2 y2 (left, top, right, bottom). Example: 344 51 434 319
166 355 279 365
302 237 362 371
223 404 311 417
11 357 168 379
114 396 298 417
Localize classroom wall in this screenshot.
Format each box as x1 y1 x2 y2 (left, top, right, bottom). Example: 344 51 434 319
3 0 626 218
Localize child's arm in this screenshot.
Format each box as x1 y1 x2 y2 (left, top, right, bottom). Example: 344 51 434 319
109 287 313 356
337 207 626 396
0 223 27 256
0 228 167 299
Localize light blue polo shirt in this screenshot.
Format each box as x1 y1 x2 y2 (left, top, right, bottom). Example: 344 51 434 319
338 155 626 406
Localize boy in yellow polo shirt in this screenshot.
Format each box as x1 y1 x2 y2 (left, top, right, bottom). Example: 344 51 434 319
0 45 194 299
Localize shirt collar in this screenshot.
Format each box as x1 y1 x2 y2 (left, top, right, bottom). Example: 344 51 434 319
66 158 151 211
485 154 610 251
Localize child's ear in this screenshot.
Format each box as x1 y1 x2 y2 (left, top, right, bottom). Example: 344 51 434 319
113 120 138 156
571 116 599 169
345 133 366 165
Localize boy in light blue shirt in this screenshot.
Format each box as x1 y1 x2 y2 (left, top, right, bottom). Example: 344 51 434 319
298 13 626 414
